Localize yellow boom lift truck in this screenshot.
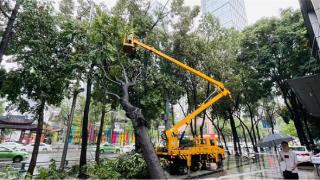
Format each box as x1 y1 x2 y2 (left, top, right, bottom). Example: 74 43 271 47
123 34 230 176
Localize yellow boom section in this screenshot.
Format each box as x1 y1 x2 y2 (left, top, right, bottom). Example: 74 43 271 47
123 34 231 152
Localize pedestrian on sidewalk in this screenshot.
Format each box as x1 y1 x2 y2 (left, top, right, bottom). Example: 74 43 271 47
280 141 299 179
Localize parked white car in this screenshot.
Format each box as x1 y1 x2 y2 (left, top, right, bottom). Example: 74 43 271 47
21 143 52 152
122 144 135 153
0 142 24 150
290 146 312 162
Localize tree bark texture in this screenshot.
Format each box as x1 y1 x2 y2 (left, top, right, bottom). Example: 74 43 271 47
78 77 92 178
240 124 249 154
60 89 79 170
208 114 230 155
255 120 263 152
289 93 308 146
171 104 175 126
192 84 197 136
164 98 169 130
228 110 239 156
95 107 106 163
237 117 256 154
0 0 21 62
247 104 258 152
200 82 210 138
27 100 45 175
120 83 166 179
278 82 309 146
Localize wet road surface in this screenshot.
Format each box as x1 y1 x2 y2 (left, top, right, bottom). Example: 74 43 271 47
202 153 318 179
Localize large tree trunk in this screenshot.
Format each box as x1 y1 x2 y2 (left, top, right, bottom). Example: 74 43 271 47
200 113 206 138
200 82 210 138
255 119 263 152
237 117 256 154
0 0 21 62
292 113 308 145
240 124 249 154
60 89 79 170
27 100 45 175
228 110 239 156
303 114 314 147
120 83 165 179
279 83 308 146
289 94 308 146
95 106 106 164
192 87 197 136
300 104 314 149
208 114 230 155
78 77 92 178
247 104 258 152
164 98 169 130
171 103 175 126
185 88 195 136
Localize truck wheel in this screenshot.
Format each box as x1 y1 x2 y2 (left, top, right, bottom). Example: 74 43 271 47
191 162 200 171
217 155 223 168
177 165 188 175
201 162 208 170
13 156 22 163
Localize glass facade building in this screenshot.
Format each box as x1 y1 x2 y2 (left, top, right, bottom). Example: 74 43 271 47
299 0 320 60
201 0 248 31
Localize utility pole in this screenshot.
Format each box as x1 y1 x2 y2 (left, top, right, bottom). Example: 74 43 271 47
60 87 83 170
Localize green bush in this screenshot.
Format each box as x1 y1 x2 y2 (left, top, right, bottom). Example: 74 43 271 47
35 160 67 179
0 166 20 179
34 153 152 179
115 153 149 179
86 160 120 179
86 153 149 179
67 164 80 177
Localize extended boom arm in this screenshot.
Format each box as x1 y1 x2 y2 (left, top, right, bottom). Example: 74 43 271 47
123 34 231 152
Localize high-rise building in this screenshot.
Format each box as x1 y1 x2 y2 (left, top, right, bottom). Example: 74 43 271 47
201 0 248 31
299 0 320 60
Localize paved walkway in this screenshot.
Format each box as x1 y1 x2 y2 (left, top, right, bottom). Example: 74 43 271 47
203 154 318 179
169 154 319 179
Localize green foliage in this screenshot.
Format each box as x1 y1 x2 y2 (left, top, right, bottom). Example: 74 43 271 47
2 0 317 177
59 0 74 17
239 8 320 140
86 160 121 179
37 154 150 179
2 0 76 111
0 100 5 115
35 161 80 179
239 9 314 82
36 160 67 179
67 165 80 177
115 153 149 178
280 121 298 138
0 166 20 179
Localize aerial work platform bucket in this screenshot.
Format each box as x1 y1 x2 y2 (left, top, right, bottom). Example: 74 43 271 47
123 34 136 57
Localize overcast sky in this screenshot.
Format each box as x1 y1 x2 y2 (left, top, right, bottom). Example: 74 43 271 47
183 0 300 24
104 0 300 24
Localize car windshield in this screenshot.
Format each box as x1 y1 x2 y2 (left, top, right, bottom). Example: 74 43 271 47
0 147 11 151
290 147 306 151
